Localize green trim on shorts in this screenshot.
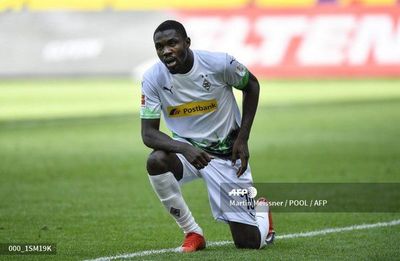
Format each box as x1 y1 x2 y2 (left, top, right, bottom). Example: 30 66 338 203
172 129 239 156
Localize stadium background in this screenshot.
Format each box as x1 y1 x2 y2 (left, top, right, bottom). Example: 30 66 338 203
1 0 400 78
0 1 399 260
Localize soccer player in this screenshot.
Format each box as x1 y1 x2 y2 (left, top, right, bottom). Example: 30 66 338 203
140 20 274 252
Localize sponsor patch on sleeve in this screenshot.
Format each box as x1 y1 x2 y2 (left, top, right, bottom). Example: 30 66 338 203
141 94 145 106
235 63 246 77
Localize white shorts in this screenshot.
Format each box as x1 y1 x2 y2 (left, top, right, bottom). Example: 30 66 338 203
176 153 258 227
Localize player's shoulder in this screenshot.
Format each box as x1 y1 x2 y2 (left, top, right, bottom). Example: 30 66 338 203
195 50 227 64
142 61 170 88
143 62 166 80
195 49 227 59
194 50 228 72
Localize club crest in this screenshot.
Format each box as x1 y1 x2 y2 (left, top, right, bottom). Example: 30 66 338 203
201 74 211 91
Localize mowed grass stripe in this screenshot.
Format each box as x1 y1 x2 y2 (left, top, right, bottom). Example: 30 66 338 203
1 79 400 121
1 96 400 129
86 219 400 261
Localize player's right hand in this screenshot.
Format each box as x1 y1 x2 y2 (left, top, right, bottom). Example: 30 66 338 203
181 144 213 170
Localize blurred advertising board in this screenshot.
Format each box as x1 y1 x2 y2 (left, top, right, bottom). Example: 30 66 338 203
0 5 399 78
178 6 400 78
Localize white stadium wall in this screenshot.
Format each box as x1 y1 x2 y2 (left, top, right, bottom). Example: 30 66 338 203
0 11 171 78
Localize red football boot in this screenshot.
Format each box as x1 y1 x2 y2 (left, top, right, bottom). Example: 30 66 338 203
181 232 206 252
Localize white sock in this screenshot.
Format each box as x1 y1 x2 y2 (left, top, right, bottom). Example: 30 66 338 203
149 172 203 235
255 204 270 249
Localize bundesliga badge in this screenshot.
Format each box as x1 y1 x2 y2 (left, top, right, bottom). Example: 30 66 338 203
235 63 246 77
141 94 145 107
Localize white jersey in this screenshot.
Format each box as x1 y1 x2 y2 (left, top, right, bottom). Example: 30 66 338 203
140 50 249 156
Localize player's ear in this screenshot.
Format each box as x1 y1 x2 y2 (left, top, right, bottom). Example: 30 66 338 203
185 37 191 48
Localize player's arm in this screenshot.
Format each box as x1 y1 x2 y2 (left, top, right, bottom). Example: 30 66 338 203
232 71 260 177
141 119 212 169
141 118 187 153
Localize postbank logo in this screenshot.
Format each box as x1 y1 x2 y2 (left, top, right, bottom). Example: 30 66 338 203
167 99 217 118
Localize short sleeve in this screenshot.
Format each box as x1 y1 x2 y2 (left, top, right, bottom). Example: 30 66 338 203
224 54 250 90
140 78 161 119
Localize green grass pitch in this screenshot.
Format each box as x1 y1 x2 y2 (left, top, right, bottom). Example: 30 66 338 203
0 78 400 260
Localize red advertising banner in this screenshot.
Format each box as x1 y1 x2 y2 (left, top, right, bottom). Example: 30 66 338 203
177 7 400 78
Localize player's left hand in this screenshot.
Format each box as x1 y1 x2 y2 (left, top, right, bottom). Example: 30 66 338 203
231 138 249 177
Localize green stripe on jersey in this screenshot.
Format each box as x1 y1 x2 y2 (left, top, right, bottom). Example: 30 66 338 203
140 107 161 119
233 70 249 90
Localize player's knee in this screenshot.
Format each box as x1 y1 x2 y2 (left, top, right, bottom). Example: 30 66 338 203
229 222 261 249
233 238 260 249
146 150 170 175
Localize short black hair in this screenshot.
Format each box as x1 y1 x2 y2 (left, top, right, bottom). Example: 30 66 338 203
154 20 188 39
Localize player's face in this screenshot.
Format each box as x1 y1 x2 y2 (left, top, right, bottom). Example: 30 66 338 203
154 29 191 74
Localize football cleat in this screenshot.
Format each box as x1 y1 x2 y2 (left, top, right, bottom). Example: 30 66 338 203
257 197 276 245
181 232 206 252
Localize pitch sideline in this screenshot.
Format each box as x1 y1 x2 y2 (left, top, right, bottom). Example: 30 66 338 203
85 219 400 261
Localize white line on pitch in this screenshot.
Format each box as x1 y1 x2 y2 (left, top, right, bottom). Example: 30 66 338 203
85 219 400 261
